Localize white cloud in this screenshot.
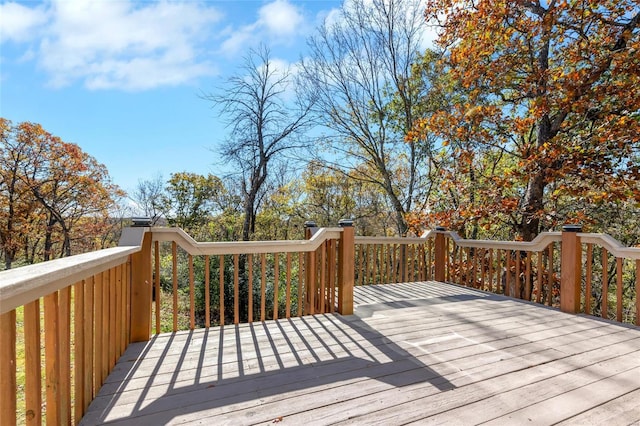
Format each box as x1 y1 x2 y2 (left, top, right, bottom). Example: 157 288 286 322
0 2 49 43
258 0 304 37
219 0 307 57
2 0 223 91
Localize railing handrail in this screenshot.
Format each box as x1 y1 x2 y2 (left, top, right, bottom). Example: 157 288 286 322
355 236 430 244
0 246 140 315
354 230 563 251
151 226 344 255
578 233 640 260
442 231 563 251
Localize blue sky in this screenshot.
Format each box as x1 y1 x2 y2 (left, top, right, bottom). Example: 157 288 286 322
0 0 342 194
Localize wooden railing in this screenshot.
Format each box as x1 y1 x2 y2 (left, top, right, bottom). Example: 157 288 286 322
1 223 638 424
352 227 639 325
146 223 354 334
354 236 434 285
430 227 640 325
0 227 145 426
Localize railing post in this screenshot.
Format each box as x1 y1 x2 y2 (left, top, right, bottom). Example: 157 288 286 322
127 228 153 342
434 226 447 282
560 224 582 314
304 221 317 315
338 219 355 315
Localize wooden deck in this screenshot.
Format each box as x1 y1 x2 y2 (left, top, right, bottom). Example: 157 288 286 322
80 281 640 425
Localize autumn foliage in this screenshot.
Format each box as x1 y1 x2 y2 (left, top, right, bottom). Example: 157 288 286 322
0 118 124 269
409 0 640 240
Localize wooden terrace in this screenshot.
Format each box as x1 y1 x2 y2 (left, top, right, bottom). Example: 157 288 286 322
1 225 640 425
80 280 640 425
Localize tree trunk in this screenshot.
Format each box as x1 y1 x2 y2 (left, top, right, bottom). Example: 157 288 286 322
520 168 546 242
43 216 56 261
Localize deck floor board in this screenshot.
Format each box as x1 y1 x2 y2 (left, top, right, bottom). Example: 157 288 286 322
80 281 640 425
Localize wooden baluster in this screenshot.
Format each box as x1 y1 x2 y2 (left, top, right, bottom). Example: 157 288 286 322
1 309 17 426
504 251 511 296
465 247 472 287
536 252 543 303
219 255 225 326
431 238 435 281
585 244 593 315
205 255 210 328
115 265 122 357
234 254 240 325
370 244 375 285
488 248 494 293
602 248 608 318
444 240 456 281
357 245 364 286
24 300 41 426
525 252 532 301
93 273 103 390
155 241 160 334
382 245 387 283
108 268 116 370
409 245 415 282
248 254 253 323
45 292 61 425
392 244 397 283
286 252 292 318
472 248 478 288
319 246 326 313
298 252 304 317
120 264 127 355
101 271 109 382
514 251 521 298
172 242 178 332
261 254 267 320
616 257 623 322
417 244 423 281
74 281 85 424
189 254 195 329
83 277 94 411
496 249 502 294
458 246 464 284
274 253 280 320
368 244 372 285
636 260 640 326
547 244 554 306
327 242 336 313
126 259 132 345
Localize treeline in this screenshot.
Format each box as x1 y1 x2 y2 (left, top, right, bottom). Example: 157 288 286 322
0 119 124 269
2 0 639 273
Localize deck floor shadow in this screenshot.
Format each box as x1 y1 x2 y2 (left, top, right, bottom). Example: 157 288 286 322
81 281 640 425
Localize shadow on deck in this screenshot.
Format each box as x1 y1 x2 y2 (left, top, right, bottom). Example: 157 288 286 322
81 281 640 425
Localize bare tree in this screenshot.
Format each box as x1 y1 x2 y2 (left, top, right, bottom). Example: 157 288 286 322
131 174 165 225
299 0 433 236
204 45 315 241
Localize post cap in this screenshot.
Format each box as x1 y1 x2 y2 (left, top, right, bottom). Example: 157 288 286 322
131 217 152 227
562 224 583 232
435 226 446 231
338 218 354 227
303 221 317 228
